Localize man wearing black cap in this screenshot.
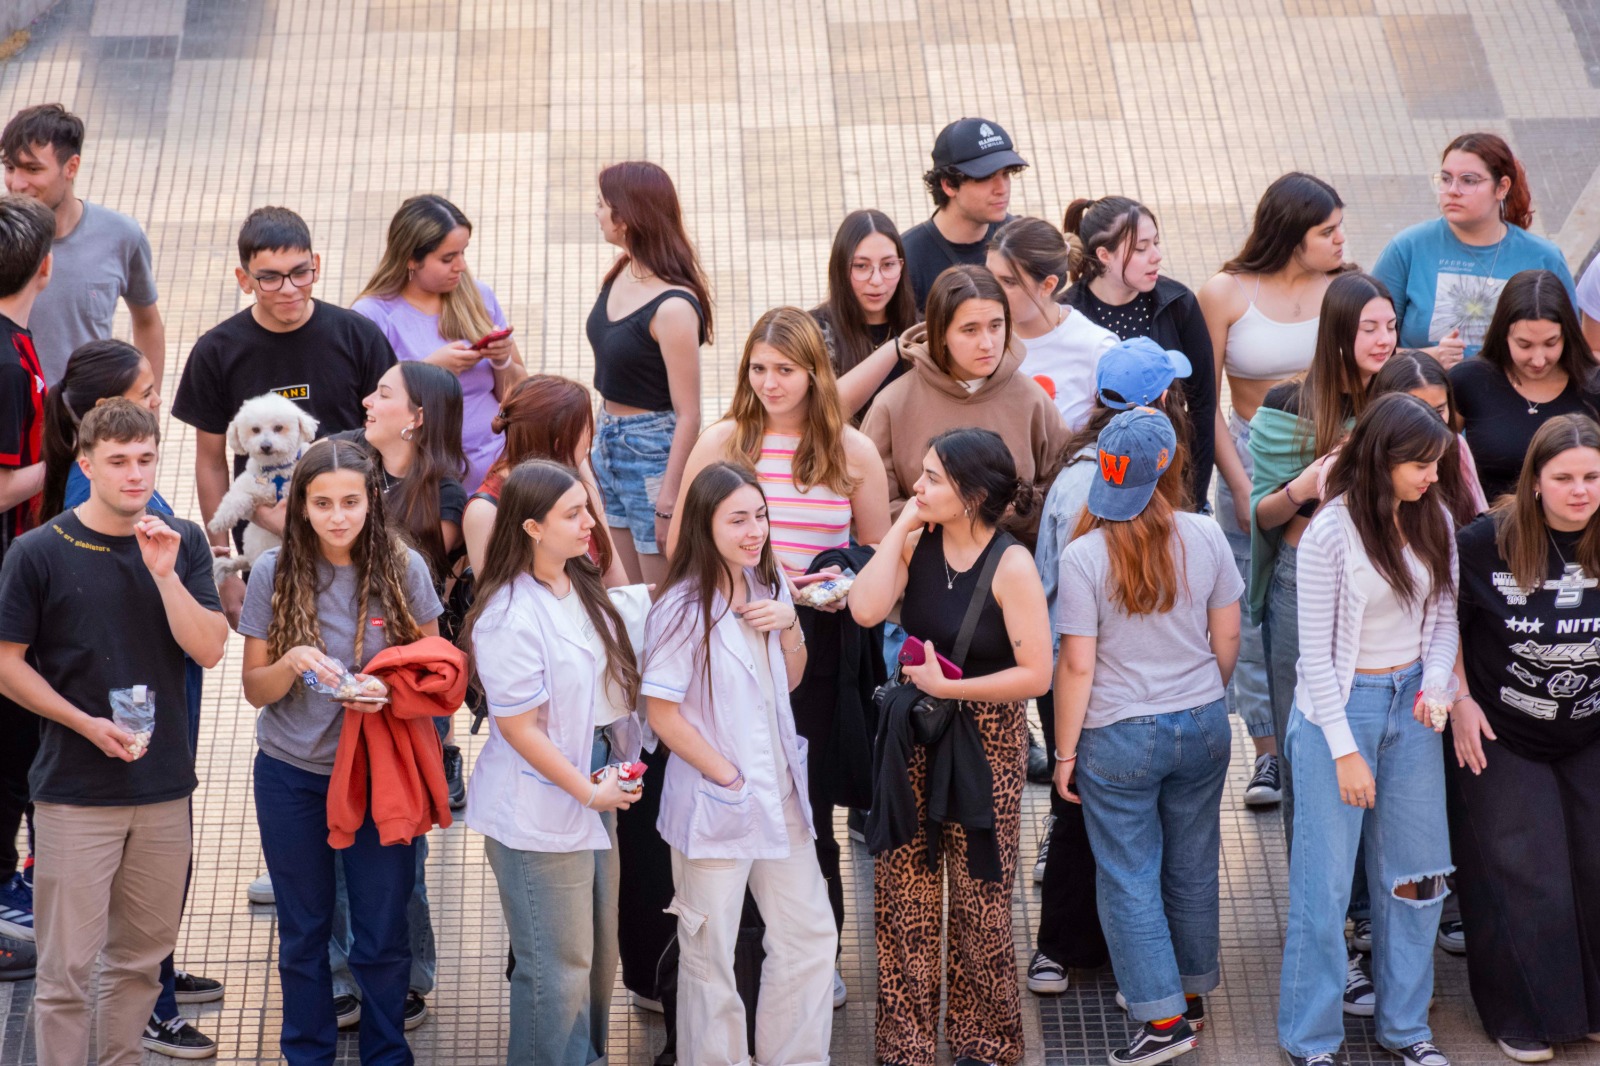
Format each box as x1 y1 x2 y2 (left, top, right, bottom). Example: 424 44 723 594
901 117 1028 310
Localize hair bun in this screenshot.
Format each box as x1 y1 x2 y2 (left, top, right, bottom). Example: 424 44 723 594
1009 478 1039 521
491 409 510 435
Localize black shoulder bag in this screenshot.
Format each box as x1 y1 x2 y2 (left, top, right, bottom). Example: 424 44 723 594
878 532 1011 746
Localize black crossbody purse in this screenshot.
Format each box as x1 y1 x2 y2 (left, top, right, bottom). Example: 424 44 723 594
877 533 1010 745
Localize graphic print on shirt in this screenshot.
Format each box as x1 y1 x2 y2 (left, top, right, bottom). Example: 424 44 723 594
1574 691 1600 720
1507 660 1544 689
1492 571 1529 605
1547 564 1598 608
1548 669 1587 699
1501 633 1600 719
1501 686 1559 720
1430 271 1506 349
1505 616 1543 633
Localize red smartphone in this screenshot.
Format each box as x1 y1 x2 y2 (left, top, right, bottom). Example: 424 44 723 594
470 326 514 351
898 636 963 680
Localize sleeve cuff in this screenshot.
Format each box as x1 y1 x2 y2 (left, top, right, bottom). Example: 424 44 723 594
487 685 547 718
1321 718 1359 760
640 680 687 702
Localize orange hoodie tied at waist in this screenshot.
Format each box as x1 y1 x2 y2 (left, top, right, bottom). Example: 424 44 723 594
326 636 469 849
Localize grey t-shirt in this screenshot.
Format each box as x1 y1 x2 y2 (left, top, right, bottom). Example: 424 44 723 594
28 201 158 385
1056 511 1243 728
239 546 444 774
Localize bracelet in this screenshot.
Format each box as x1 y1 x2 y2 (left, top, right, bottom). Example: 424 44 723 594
783 630 807 655
654 510 673 521
487 350 516 370
583 781 599 808
1282 481 1302 508
1054 749 1077 763
715 768 743 789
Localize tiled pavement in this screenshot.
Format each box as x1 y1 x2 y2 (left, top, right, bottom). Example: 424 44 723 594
3 1 1600 1063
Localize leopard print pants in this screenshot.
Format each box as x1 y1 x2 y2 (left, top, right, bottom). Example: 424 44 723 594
874 699 1027 1066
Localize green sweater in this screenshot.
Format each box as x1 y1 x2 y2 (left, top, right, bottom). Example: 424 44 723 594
1245 404 1316 625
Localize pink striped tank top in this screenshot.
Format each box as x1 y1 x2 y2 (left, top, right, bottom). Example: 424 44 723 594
756 432 853 577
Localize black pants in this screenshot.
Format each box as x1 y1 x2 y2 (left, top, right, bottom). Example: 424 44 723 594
616 742 679 1000
1447 728 1600 1043
0 694 39 879
1034 689 1109 968
790 658 847 940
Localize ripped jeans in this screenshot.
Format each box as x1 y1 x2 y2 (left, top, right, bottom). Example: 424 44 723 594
666 798 836 1066
1278 663 1452 1057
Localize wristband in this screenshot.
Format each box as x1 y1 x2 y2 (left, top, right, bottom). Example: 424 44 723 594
654 510 673 521
583 781 599 808
715 769 743 790
1282 481 1302 508
1054 749 1077 763
487 350 516 370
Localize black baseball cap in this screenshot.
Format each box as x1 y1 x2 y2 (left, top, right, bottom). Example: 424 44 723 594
931 118 1028 178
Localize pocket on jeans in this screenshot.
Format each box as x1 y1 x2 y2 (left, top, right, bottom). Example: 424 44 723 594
617 416 675 458
1191 699 1232 764
1081 717 1156 783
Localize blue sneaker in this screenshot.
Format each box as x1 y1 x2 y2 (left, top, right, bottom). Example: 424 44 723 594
0 873 33 942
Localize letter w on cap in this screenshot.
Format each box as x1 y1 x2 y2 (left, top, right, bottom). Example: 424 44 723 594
1098 450 1130 485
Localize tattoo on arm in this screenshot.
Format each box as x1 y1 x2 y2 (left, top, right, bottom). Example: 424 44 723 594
1013 639 1023 648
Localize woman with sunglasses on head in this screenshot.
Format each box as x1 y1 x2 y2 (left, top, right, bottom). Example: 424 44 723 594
1277 393 1461 1066
1449 270 1600 503
1373 133 1575 367
1447 414 1600 1064
354 194 524 492
1198 173 1349 807
811 209 919 422
1060 195 1217 507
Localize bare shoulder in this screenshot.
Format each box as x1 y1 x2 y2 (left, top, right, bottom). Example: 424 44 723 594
651 292 704 339
841 425 880 465
1196 271 1245 318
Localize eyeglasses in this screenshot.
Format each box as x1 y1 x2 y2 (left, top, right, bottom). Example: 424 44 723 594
850 257 903 283
1431 171 1490 193
252 265 318 292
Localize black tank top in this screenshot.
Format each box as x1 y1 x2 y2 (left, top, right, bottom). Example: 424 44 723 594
587 278 706 411
900 527 1016 679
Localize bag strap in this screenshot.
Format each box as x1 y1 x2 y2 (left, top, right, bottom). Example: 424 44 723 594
949 531 1013 671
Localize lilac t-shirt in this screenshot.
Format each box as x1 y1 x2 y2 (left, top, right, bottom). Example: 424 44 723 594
352 282 508 491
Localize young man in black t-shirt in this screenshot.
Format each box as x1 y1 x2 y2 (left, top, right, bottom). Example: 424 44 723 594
900 117 1027 310
171 206 395 592
0 194 53 972
0 400 226 1066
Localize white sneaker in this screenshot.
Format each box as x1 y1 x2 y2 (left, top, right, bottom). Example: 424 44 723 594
833 970 847 1009
246 873 273 905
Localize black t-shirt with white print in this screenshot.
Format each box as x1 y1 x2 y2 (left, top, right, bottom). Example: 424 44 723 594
1456 514 1600 761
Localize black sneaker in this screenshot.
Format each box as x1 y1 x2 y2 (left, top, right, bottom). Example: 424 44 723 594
0 931 35 981
1394 1041 1450 1066
1283 1056 1340 1066
1436 920 1466 955
1027 950 1068 994
1244 753 1282 806
1026 733 1052 785
1495 1037 1553 1063
443 744 466 811
1110 1019 1198 1065
1114 990 1205 1033
1343 954 1375 1017
333 994 360 1030
1350 918 1373 953
173 970 225 1004
409 985 435 1030
142 1014 218 1059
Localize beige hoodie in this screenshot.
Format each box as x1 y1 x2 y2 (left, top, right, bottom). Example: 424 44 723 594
861 323 1071 541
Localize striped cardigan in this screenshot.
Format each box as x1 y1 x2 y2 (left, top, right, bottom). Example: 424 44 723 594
1293 497 1459 759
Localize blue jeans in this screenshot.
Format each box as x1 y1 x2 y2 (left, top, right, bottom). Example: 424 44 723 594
330 840 435 998
1216 415 1274 741
1076 699 1231 1022
1261 543 1300 846
255 752 417 1066
1278 664 1452 1058
591 409 676 555
484 733 618 1065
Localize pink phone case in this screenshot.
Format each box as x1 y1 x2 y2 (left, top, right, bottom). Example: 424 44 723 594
898 636 963 680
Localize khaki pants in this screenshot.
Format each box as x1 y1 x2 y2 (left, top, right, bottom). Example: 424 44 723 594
33 797 190 1066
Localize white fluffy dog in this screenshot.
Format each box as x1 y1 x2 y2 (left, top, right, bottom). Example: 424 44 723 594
208 392 318 580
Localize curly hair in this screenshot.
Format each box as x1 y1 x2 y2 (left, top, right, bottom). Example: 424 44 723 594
267 438 424 663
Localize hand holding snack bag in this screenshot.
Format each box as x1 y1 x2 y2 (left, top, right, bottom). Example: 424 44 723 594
1414 675 1459 733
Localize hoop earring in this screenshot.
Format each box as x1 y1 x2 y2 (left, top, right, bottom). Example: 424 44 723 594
400 426 414 441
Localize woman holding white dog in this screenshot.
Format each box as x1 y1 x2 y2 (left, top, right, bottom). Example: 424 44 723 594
354 194 526 491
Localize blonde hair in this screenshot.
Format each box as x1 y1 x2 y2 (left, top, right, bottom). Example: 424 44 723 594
356 194 496 343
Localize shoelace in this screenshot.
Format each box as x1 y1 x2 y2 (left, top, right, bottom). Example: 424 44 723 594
1345 958 1370 994
1408 1042 1444 1063
155 1016 188 1036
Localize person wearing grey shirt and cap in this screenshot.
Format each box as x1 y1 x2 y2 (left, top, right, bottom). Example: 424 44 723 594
901 116 1028 311
1 104 165 389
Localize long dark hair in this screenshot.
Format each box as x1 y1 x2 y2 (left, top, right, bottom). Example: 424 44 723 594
1297 272 1393 457
928 427 1037 530
460 460 640 708
923 264 1011 377
1061 390 1194 512
1443 132 1533 230
1324 393 1456 606
42 339 144 518
598 161 714 342
1063 196 1157 285
1492 415 1600 592
388 362 467 581
813 209 917 374
1477 270 1596 395
267 438 424 663
1221 172 1345 276
1369 350 1477 525
652 463 780 702
987 216 1082 321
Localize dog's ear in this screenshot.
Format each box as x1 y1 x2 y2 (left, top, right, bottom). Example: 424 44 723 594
226 417 244 455
297 409 319 443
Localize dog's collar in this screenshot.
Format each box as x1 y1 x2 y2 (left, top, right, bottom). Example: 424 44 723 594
256 452 303 474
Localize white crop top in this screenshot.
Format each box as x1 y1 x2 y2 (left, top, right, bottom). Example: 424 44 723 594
1352 544 1429 669
1223 276 1321 381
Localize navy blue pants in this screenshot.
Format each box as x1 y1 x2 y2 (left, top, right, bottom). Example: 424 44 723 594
254 751 416 1066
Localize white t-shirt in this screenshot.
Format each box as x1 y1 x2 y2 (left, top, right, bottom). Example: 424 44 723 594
739 617 792 799
1016 309 1119 432
555 587 625 727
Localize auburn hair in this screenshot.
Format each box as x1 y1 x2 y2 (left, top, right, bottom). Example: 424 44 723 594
598 161 714 343
1071 469 1187 616
1443 132 1532 230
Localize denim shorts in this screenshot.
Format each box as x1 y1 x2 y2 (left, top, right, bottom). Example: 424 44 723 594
591 409 676 555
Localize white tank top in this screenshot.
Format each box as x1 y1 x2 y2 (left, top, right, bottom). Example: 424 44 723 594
1353 544 1429 668
1223 276 1321 381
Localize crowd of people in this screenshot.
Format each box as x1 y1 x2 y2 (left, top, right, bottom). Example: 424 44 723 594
0 99 1597 1066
